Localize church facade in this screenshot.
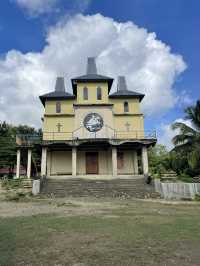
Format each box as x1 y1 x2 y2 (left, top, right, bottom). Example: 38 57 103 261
16 57 156 179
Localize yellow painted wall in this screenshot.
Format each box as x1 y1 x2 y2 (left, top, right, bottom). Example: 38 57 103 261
42 82 145 141
77 82 109 104
114 115 144 138
43 116 74 140
109 98 141 114
45 100 74 115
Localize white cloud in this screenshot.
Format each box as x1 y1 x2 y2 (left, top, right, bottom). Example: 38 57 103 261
0 14 187 128
13 0 58 16
159 118 193 150
13 0 91 17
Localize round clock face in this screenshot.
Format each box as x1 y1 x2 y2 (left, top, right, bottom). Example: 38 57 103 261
84 113 103 132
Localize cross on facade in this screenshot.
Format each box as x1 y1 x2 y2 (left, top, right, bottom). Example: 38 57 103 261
125 122 131 131
56 123 62 132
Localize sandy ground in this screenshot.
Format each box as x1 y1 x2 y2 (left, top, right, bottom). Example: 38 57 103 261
0 196 199 218
0 198 123 218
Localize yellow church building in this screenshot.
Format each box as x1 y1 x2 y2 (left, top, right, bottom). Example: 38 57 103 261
16 57 156 181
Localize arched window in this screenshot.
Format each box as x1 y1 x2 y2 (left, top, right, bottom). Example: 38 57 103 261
56 102 61 113
124 101 129 112
97 87 102 100
83 87 88 100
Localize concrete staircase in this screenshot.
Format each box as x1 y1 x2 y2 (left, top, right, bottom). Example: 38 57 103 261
40 177 159 199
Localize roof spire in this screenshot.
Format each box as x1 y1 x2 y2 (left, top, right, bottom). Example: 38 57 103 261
86 57 97 75
117 76 128 91
55 77 65 92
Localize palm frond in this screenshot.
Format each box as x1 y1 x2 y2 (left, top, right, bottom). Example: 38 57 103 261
171 122 196 135
172 134 194 146
185 100 200 130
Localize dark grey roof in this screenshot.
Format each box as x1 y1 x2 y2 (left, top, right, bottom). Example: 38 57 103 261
71 57 114 94
39 77 75 106
109 76 145 102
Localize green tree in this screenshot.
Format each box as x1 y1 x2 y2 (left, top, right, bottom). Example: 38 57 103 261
0 122 16 175
171 100 200 176
148 144 170 176
0 122 42 177
172 100 200 147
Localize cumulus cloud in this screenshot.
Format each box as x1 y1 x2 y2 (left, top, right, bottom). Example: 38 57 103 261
0 14 187 127
13 0 91 17
159 118 193 150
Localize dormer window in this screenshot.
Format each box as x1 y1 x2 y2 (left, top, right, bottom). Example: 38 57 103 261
124 101 129 112
97 87 102 100
83 87 88 100
56 102 61 113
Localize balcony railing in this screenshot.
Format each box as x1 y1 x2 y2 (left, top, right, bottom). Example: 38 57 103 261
16 126 156 146
16 134 42 146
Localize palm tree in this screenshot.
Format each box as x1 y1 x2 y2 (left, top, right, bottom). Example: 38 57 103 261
171 100 200 174
171 100 200 147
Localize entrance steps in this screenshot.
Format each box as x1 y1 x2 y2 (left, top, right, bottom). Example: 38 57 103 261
41 176 159 199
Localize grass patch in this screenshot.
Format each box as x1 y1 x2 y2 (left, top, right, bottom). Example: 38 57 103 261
2 179 24 189
1 200 200 265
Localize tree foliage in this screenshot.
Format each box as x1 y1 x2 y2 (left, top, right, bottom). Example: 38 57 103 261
148 144 171 176
171 100 200 177
0 121 41 177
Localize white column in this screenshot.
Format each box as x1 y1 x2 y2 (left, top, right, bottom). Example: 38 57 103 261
16 149 21 179
112 146 117 176
142 146 149 175
27 149 32 179
41 147 47 176
72 147 77 176
133 150 139 175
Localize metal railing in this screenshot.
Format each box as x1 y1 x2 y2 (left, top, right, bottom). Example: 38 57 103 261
16 126 156 145
16 134 42 146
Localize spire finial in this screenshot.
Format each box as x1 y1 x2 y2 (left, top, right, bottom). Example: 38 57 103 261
86 57 97 75
117 76 127 91
55 77 65 92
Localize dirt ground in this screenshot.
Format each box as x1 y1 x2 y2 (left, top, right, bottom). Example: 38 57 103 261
0 197 200 266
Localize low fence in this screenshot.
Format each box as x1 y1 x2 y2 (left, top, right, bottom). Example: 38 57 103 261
155 179 200 200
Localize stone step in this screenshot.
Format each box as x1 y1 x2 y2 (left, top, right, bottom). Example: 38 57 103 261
41 178 159 199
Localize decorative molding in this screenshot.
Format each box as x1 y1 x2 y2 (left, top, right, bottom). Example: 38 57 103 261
114 113 143 116
44 113 75 117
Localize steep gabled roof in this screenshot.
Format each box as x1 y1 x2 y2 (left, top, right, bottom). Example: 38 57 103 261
39 77 75 106
109 76 145 102
71 57 114 95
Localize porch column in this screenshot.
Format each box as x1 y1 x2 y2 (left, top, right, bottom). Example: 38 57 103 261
142 146 149 175
72 147 77 176
16 149 21 179
27 149 32 179
112 146 117 176
133 150 139 174
41 147 47 176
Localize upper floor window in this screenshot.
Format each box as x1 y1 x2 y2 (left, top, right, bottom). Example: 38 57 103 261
56 102 61 113
124 101 129 112
97 87 102 100
83 87 88 100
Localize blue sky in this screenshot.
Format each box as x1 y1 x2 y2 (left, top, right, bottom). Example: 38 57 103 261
0 0 199 148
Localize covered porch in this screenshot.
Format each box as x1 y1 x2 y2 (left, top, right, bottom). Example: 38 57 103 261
40 141 149 179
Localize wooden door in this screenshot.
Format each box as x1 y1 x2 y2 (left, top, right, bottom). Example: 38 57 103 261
86 152 99 174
